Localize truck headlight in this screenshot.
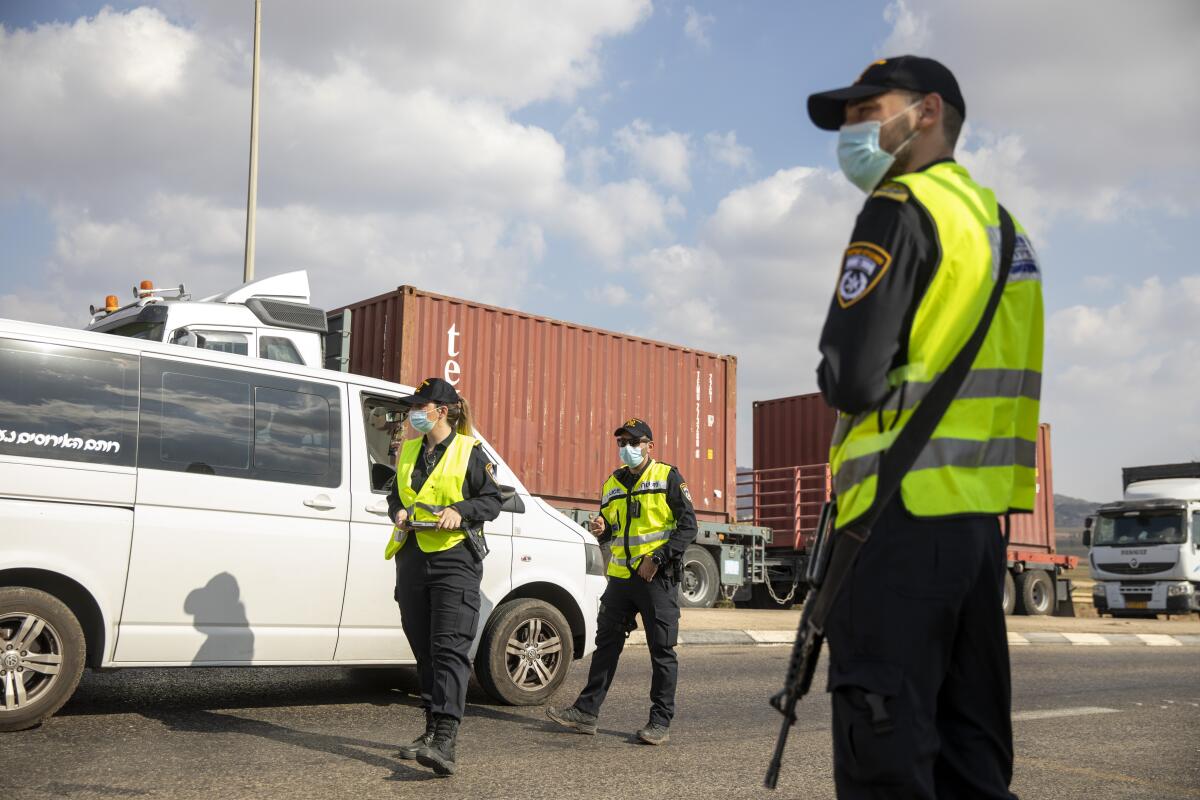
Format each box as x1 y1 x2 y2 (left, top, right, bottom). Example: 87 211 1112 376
1167 583 1193 597
584 543 606 577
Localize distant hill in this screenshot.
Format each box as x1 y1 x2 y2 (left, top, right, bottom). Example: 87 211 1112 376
1055 494 1102 529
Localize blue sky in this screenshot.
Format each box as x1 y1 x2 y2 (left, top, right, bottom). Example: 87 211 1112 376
2 0 1198 500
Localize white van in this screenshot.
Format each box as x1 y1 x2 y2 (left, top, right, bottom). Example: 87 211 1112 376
0 318 606 731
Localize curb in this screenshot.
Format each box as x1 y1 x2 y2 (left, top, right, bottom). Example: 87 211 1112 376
622 630 1200 647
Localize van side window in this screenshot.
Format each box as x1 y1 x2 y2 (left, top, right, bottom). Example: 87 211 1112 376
259 336 305 365
255 387 332 476
362 396 407 492
0 338 138 467
140 357 341 487
159 372 252 470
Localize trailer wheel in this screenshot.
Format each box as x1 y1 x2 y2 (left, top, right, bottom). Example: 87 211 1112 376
475 598 573 706
1002 571 1016 616
0 587 87 732
1015 570 1053 616
678 545 720 608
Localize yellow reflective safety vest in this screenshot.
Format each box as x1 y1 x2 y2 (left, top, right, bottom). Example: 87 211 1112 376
830 161 1044 530
384 434 477 559
600 460 677 579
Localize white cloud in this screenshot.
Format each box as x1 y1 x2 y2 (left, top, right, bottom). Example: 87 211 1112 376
0 4 672 325
561 106 599 138
879 0 930 54
588 283 632 307
877 0 1200 219
1044 276 1200 498
683 6 715 49
614 120 692 192
704 131 753 172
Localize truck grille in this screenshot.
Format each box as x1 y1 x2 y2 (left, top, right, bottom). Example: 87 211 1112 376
1096 562 1174 575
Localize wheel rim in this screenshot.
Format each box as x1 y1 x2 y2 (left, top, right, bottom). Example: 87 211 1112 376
680 559 709 604
505 617 563 693
1002 581 1011 611
1031 580 1049 611
0 612 64 713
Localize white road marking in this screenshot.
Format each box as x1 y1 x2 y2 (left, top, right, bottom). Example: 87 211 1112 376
1136 633 1182 647
1012 706 1120 721
1007 632 1030 646
1062 633 1110 646
746 630 795 644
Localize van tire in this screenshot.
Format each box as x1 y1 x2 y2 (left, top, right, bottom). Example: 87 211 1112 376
0 587 87 732
678 545 720 609
1002 571 1016 616
475 598 572 706
1015 570 1053 616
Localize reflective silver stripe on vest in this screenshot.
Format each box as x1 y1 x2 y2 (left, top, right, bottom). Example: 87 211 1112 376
900 368 1041 411
834 436 1037 493
610 529 674 555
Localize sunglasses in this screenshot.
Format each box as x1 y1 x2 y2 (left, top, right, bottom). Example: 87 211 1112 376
616 437 647 447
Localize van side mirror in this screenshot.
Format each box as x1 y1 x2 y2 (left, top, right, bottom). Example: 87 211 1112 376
499 485 525 514
170 329 206 349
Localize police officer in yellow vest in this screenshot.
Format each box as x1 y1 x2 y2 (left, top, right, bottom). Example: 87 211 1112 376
385 378 501 776
546 418 697 745
807 56 1041 798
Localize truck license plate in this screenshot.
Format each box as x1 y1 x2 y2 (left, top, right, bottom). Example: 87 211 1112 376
1127 600 1148 610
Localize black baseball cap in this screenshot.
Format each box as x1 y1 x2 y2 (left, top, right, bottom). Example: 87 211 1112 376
807 55 965 131
614 417 654 442
400 377 460 406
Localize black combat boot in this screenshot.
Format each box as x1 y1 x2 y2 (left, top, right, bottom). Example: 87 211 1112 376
394 709 435 760
416 714 459 776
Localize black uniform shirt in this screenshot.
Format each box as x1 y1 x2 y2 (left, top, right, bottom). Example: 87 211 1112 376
386 430 503 526
817 159 951 415
598 461 698 563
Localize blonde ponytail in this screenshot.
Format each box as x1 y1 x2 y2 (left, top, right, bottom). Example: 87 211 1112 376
449 396 475 436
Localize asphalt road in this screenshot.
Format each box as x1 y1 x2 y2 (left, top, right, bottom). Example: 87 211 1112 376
3 647 1198 800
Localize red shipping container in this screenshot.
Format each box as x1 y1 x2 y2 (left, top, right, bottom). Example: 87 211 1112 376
753 392 838 472
328 286 737 522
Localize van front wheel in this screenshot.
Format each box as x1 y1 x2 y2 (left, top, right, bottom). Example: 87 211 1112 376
0 587 86 732
475 598 573 706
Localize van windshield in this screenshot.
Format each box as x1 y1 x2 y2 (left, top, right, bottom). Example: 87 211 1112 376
1094 511 1186 546
105 320 166 341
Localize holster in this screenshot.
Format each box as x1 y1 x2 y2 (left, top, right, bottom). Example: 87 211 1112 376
462 523 490 563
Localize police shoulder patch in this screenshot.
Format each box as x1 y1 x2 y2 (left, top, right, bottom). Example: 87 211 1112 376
680 482 692 503
871 182 910 203
837 241 892 308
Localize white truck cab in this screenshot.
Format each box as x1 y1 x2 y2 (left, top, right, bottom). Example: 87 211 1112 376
1085 463 1200 617
85 271 326 368
0 317 606 731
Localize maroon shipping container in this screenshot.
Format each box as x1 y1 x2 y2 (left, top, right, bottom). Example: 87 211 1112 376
753 392 838 472
327 286 737 522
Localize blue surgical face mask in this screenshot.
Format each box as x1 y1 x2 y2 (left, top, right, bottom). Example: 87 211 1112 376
836 100 921 193
408 409 436 434
619 444 645 468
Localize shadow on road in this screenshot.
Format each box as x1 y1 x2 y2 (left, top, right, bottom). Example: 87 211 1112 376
139 708 438 783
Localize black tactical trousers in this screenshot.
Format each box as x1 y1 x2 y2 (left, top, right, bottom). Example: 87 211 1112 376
395 538 483 722
574 569 681 727
825 498 1017 800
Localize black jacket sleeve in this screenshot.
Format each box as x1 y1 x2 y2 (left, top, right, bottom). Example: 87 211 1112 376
386 470 403 523
657 467 698 563
451 443 503 525
817 182 939 414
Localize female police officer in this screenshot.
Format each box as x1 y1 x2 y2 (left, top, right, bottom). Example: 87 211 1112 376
385 377 501 776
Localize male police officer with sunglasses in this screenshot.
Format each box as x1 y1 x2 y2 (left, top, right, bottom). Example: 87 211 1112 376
546 418 697 745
